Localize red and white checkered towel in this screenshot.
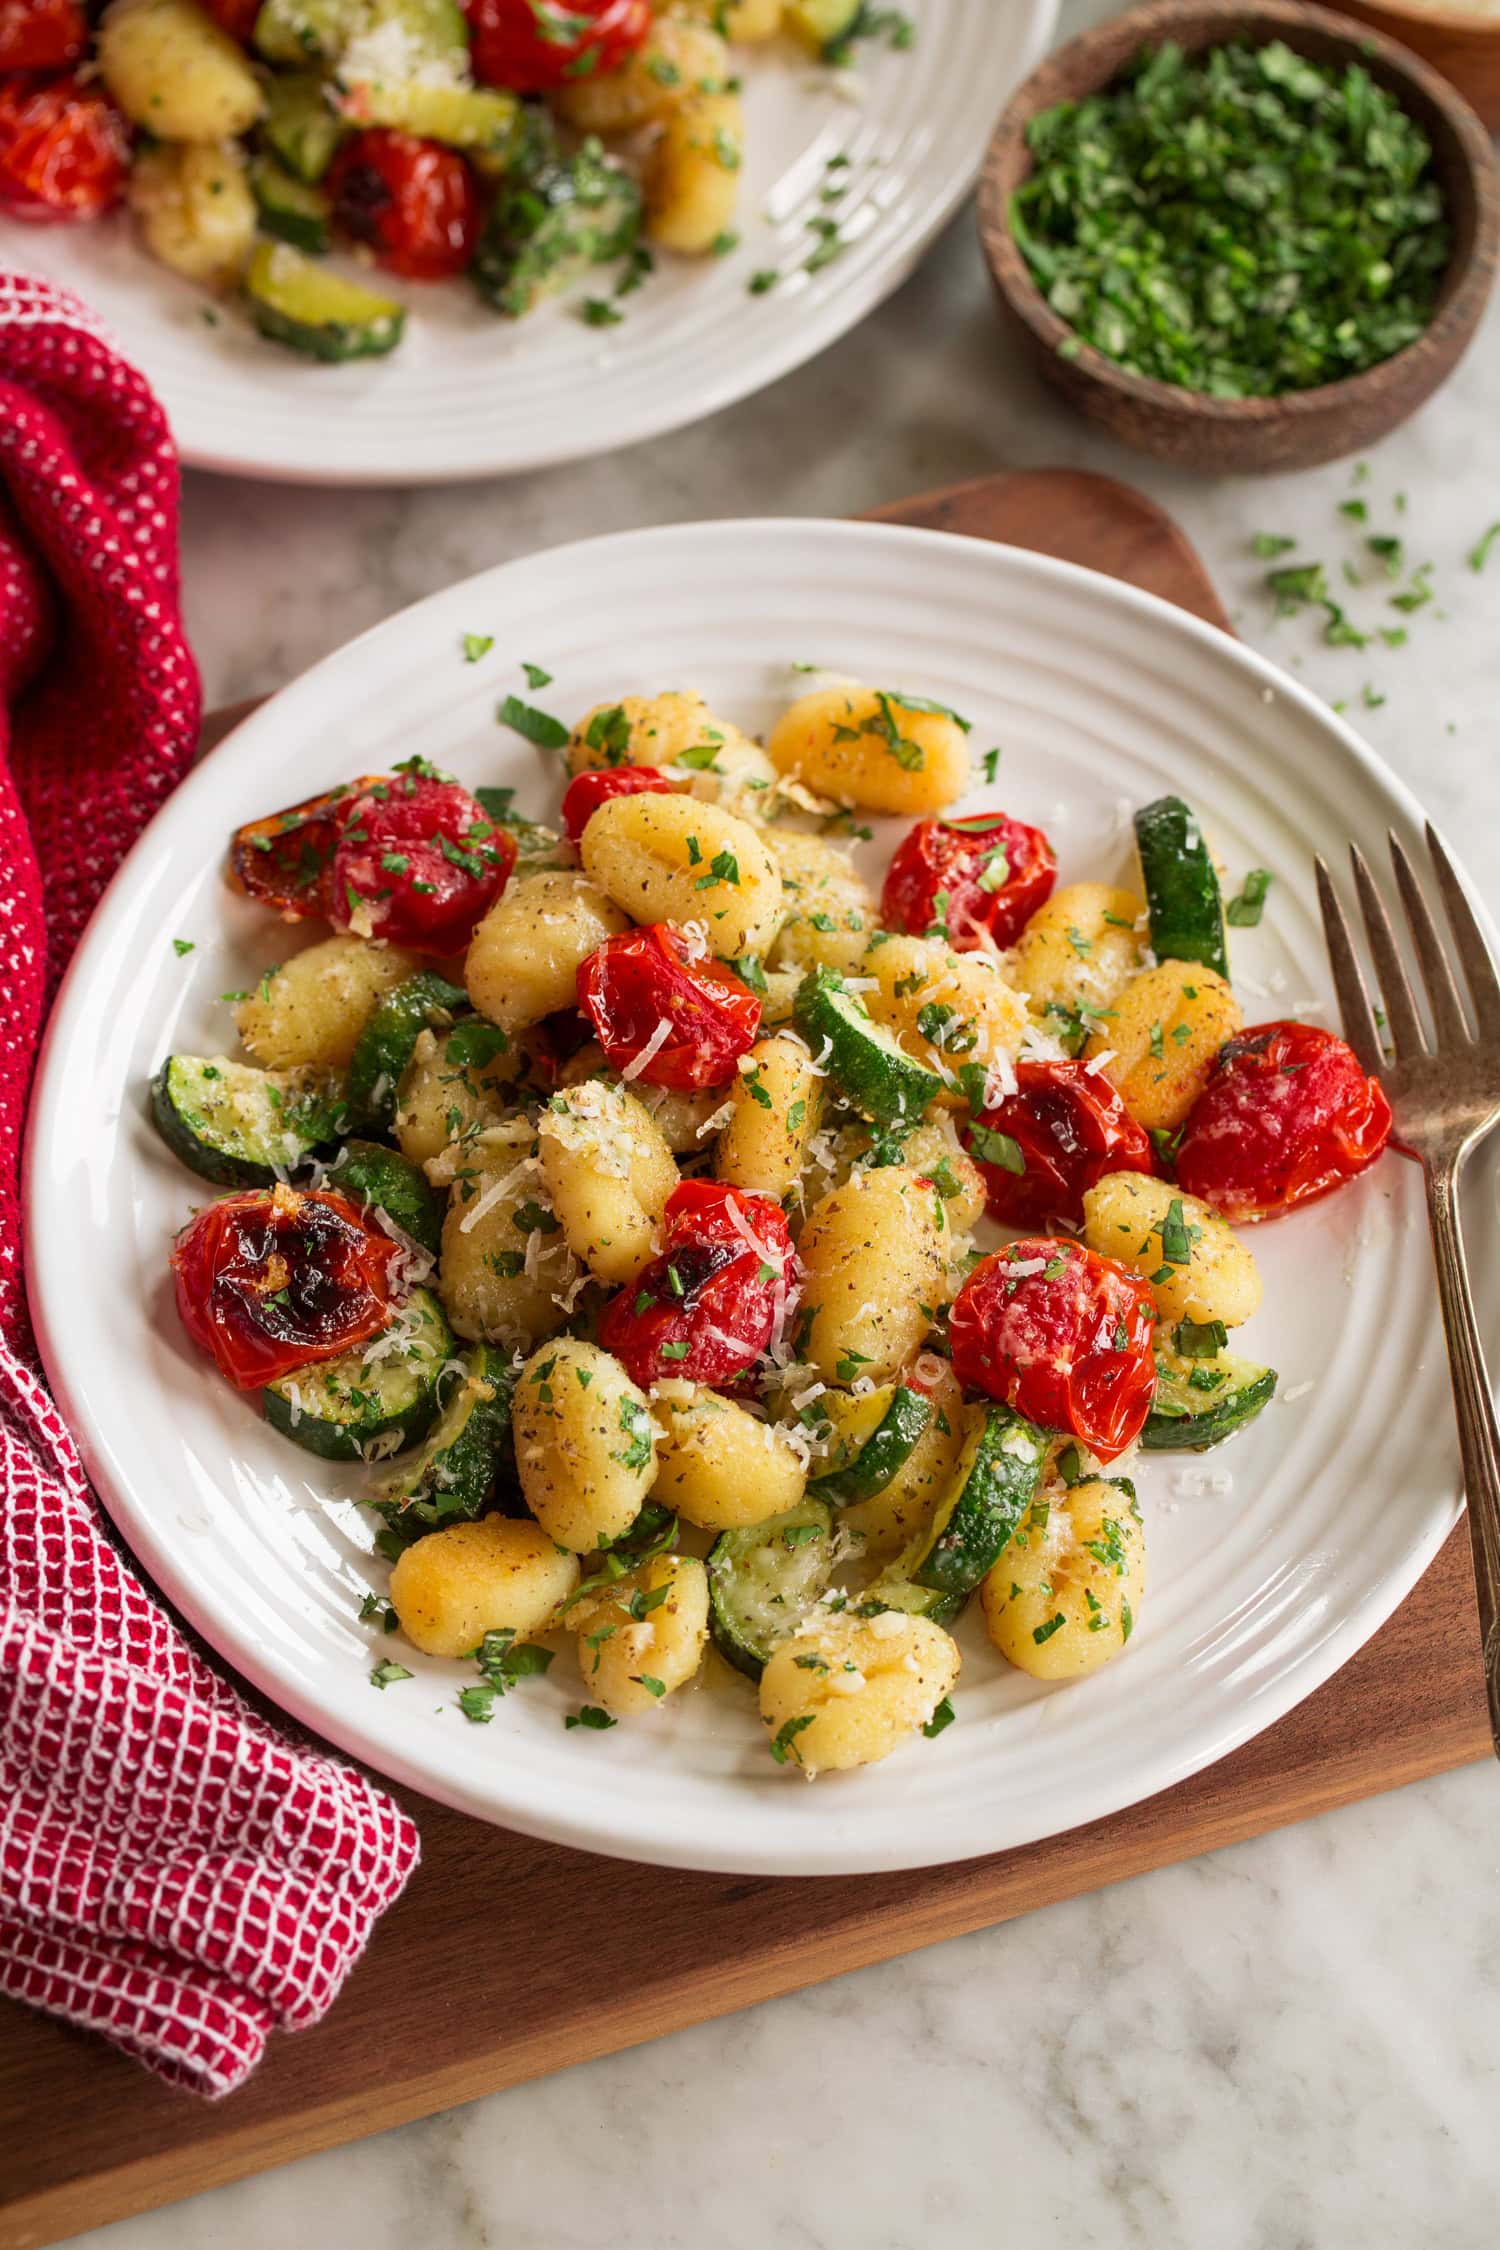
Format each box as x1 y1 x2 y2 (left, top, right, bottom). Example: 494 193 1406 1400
0 271 420 2097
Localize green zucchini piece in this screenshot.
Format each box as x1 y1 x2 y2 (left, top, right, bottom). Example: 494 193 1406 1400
707 1498 833 1681
245 241 406 362
857 1578 963 1628
372 1344 516 1546
326 1138 446 1257
785 0 863 50
354 80 519 156
902 1403 1048 1603
1134 795 1229 978
251 155 332 254
346 969 467 1129
1144 1335 1277 1452
794 966 942 1129
471 130 642 319
809 1384 930 1506
254 0 467 66
263 1287 452 1461
151 1054 347 1187
261 72 344 182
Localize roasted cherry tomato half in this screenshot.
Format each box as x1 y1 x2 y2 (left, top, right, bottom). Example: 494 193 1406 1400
1175 1020 1393 1222
464 0 651 92
326 769 516 954
196 0 261 38
327 129 481 280
561 764 675 846
880 813 1056 952
599 1179 795 1389
949 1238 1157 1463
0 74 130 222
962 1060 1156 1229
577 923 761 1091
0 0 86 70
228 776 385 920
170 1185 399 1391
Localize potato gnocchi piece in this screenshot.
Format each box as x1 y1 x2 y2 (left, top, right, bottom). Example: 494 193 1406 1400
537 1077 677 1286
394 1024 539 1166
99 0 263 141
673 0 782 37
650 1382 807 1529
797 1166 950 1386
981 1479 1145 1680
554 12 730 134
768 832 878 977
767 686 970 817
673 733 781 825
1088 962 1241 1132
645 90 743 256
580 792 783 958
233 936 422 1071
759 1608 960 1775
840 1354 967 1561
567 690 717 777
1082 1170 1262 1329
894 1116 987 1233
1009 883 1148 1033
465 869 629 1033
861 934 1027 1103
714 1034 823 1200
513 1338 657 1552
389 1517 578 1661
569 1553 710 1717
128 139 256 287
438 1123 582 1350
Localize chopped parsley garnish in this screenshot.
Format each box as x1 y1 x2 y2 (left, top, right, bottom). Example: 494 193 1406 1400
1032 1613 1066 1647
769 1713 815 1765
462 633 494 664
1468 523 1500 575
369 1659 413 1689
1225 868 1273 926
566 1705 617 1731
968 1124 1024 1173
172 937 194 956
499 694 569 751
522 661 553 690
580 297 623 328
922 1695 956 1739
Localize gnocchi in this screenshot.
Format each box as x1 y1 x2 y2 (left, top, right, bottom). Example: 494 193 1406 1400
981 1479 1145 1680
127 140 256 288
580 792 783 958
714 1035 823 1199
650 1382 807 1528
569 1554 710 1717
767 686 971 817
233 936 422 1070
797 1166 951 1386
512 1339 657 1552
1087 962 1242 1132
389 1516 579 1661
1082 1170 1263 1328
759 1610 961 1774
1009 883 1148 1027
861 934 1028 1102
768 832 878 977
99 0 263 142
466 871 630 1034
537 1077 677 1286
437 1123 581 1350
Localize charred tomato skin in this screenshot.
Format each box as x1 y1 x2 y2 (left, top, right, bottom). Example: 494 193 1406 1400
598 1179 795 1388
327 129 481 280
227 777 384 920
963 1060 1156 1228
0 74 130 221
1175 1020 1393 1221
576 922 761 1091
325 771 516 953
561 765 675 845
170 1186 399 1391
949 1237 1157 1463
464 0 650 93
0 0 87 70
880 813 1057 951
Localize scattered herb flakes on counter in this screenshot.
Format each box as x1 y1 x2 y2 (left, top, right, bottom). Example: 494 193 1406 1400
1011 40 1451 398
1469 524 1500 574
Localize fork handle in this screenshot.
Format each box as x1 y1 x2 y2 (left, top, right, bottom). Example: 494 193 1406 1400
1427 1155 1500 1756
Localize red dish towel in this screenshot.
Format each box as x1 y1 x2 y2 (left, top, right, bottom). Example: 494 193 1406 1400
0 271 420 2097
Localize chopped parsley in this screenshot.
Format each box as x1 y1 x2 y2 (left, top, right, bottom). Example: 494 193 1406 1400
1468 523 1500 575
1225 868 1273 927
172 937 194 957
566 1705 617 1731
499 694 569 751
922 1695 956 1739
369 1659 413 1689
769 1713 815 1766
462 633 494 664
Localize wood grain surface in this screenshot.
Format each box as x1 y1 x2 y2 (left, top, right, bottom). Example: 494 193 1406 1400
1 468 1486 2250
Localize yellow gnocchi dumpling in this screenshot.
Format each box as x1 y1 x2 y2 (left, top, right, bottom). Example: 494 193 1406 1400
1082 1170 1262 1329
981 1479 1145 1680
569 1554 710 1717
759 1608 960 1775
767 686 970 817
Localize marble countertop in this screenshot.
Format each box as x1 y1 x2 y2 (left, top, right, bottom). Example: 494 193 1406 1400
74 6 1500 2238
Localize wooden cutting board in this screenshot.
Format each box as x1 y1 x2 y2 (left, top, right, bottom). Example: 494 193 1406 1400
1 469 1487 2250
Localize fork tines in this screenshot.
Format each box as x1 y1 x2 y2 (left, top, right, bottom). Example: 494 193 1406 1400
1315 824 1500 1066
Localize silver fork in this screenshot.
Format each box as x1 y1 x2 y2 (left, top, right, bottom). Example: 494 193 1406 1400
1316 826 1500 1760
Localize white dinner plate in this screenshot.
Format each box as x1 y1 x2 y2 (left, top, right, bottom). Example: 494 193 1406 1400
26 519 1486 1876
1 1 1055 485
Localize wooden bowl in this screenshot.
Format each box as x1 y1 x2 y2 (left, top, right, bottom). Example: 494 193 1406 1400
1337 0 1500 130
978 0 1500 474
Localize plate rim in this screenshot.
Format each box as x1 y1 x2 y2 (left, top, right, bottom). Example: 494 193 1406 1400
23 515 1472 1874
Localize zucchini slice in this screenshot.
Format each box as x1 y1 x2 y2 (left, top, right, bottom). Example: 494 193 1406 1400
346 969 468 1129
353 81 520 157
794 966 942 1129
326 1138 446 1257
245 241 405 363
372 1344 517 1545
254 0 467 66
707 1498 833 1680
260 72 344 183
151 1054 346 1187
1134 796 1229 978
785 0 864 51
251 155 331 255
471 127 642 319
808 1384 931 1506
901 1403 1048 1604
1144 1332 1277 1451
263 1287 452 1461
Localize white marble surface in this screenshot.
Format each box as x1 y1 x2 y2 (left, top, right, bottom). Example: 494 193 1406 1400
76 6 1500 2237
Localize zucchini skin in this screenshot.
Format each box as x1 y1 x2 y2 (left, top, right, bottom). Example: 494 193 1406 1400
346 970 467 1130
251 155 331 255
911 1404 1048 1601
260 71 344 183
262 1287 452 1461
326 1138 446 1257
793 965 942 1129
1134 795 1229 978
150 1054 345 1188
245 241 406 363
373 1345 517 1547
1143 1348 1277 1451
809 1384 931 1506
707 1498 833 1681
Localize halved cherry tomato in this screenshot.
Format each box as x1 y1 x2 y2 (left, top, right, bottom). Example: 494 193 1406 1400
228 777 384 920
577 923 761 1091
171 1186 399 1391
325 768 516 953
0 74 130 222
880 813 1056 952
464 0 650 93
962 1060 1156 1228
949 1238 1157 1463
561 765 675 846
599 1179 795 1388
197 0 261 38
0 1 86 70
327 129 480 279
1175 1020 1392 1222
